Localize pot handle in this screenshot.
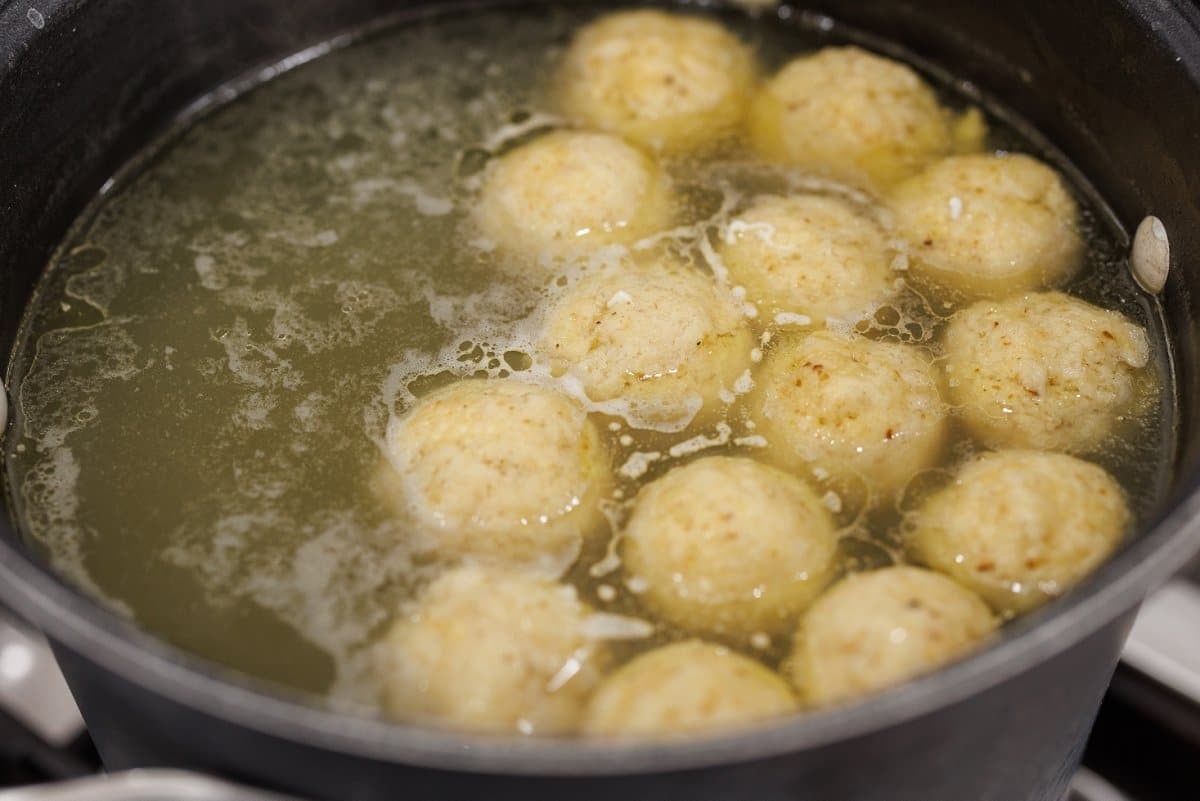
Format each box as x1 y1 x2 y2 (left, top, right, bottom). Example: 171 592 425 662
0 769 304 801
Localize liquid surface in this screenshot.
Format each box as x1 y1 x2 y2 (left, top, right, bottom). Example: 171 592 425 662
4 4 1174 721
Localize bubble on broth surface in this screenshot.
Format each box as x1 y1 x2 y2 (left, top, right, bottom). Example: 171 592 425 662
19 323 142 449
164 506 438 707
14 323 146 613
62 246 121 314
16 445 130 616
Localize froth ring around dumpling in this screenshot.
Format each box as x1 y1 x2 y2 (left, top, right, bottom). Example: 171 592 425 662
943 292 1154 453
558 10 757 153
788 566 995 707
475 130 674 262
750 331 948 500
384 379 611 577
381 565 603 734
622 456 839 641
748 47 971 191
911 450 1130 615
717 194 896 324
539 259 754 430
891 153 1083 301
582 640 795 736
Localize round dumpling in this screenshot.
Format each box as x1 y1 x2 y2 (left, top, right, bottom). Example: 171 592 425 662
582 640 795 736
789 566 996 706
717 194 896 325
748 47 977 190
475 130 673 261
910 450 1130 615
750 331 948 501
381 566 603 734
558 10 757 153
538 258 754 430
383 379 611 576
891 154 1083 301
622 456 838 641
942 292 1154 453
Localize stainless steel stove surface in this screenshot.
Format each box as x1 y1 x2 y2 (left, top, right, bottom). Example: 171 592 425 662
0 581 1195 801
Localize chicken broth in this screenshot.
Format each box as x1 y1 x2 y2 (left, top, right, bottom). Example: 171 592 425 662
5 3 1174 730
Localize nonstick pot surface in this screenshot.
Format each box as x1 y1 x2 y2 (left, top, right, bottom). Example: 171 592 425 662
0 0 1199 790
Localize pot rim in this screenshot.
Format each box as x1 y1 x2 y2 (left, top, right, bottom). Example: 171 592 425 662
3 484 1198 775
1 0 1200 779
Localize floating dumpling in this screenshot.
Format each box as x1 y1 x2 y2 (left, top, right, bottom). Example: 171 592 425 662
750 331 948 501
910 450 1130 614
475 130 673 262
891 153 1082 302
582 640 795 735
383 379 611 577
623 456 838 641
717 194 896 325
559 9 757 152
539 257 754 429
748 47 982 190
381 566 604 734
942 292 1154 453
789 566 996 706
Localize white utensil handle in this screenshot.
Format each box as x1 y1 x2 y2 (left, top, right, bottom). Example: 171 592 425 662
1123 580 1200 704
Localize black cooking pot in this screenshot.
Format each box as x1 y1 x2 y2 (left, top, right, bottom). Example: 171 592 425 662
1 1 1199 800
